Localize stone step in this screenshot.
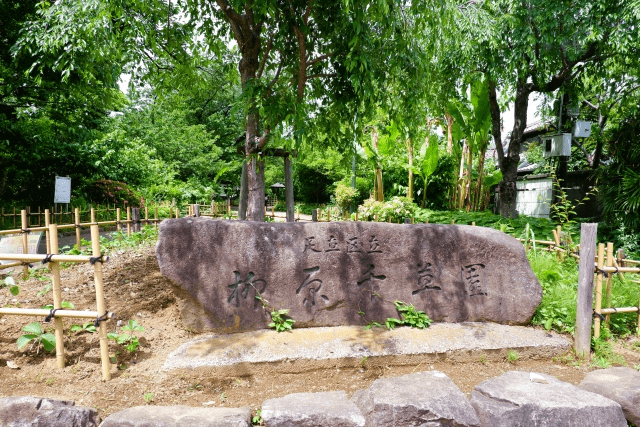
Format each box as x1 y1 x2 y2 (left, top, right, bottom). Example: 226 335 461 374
161 323 571 376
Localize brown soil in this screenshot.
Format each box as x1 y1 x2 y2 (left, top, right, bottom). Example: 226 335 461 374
1 244 639 420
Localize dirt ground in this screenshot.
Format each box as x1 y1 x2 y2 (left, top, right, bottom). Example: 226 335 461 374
1 243 639 421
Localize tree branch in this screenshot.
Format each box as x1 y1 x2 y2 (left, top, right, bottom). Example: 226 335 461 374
257 32 274 79
307 52 334 67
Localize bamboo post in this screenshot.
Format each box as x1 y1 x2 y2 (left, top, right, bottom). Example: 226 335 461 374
451 220 455 225
227 199 231 216
271 205 275 219
426 219 429 224
75 208 81 252
327 210 331 222
617 248 626 282
175 207 179 218
605 242 614 327
575 223 597 359
355 212 358 222
472 221 476 226
144 206 148 226
21 210 29 278
13 207 16 228
388 216 392 223
90 224 111 381
1 207 3 227
91 207 96 224
594 243 605 339
48 224 65 369
127 207 131 236
193 204 200 218
37 206 41 227
44 209 51 255
116 208 121 232
154 206 158 228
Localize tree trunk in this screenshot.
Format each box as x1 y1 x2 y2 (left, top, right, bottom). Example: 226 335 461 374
498 80 530 218
407 139 413 200
474 148 486 211
445 112 454 154
488 79 503 168
372 128 384 202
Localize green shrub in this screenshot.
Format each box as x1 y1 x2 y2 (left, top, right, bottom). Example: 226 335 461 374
357 196 418 223
334 183 359 214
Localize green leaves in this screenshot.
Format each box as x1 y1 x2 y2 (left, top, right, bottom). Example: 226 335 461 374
108 320 145 353
385 300 432 330
2 277 19 296
17 322 56 353
268 309 295 333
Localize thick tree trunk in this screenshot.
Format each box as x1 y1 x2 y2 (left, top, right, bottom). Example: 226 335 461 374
498 80 530 218
488 79 503 168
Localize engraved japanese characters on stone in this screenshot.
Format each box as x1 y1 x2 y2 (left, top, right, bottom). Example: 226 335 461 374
367 236 382 253
304 237 321 253
357 264 387 301
412 262 440 294
346 237 361 253
296 266 329 306
462 264 487 296
228 271 266 308
325 235 340 252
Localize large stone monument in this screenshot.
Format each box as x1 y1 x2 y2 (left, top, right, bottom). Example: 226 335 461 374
156 219 541 333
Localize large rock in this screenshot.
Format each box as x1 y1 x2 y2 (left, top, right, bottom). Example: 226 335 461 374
579 367 640 425
99 405 251 427
261 391 364 427
156 219 541 332
470 371 627 427
0 396 100 427
351 370 480 426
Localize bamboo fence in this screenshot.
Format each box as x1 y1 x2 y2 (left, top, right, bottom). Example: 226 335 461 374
0 224 114 380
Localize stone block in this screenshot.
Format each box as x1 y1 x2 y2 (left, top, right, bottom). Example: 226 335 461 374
0 396 100 427
261 390 365 427
156 219 541 332
470 371 627 426
579 367 640 425
99 405 251 427
351 370 480 426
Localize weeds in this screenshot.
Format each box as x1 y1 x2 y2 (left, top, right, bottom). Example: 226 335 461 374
70 322 96 334
17 322 55 354
108 320 144 353
252 409 263 425
143 392 154 404
506 350 520 363
385 301 432 330
1 276 19 296
254 290 295 333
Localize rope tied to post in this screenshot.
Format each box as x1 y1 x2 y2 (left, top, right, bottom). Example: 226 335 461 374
41 254 54 265
94 311 109 328
45 308 60 322
21 262 32 268
592 309 605 321
90 255 104 265
595 266 609 278
20 229 30 234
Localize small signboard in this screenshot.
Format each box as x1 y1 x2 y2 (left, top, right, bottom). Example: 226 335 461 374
54 176 71 204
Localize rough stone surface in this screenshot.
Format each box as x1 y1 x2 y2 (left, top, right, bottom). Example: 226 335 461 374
99 405 251 427
162 323 571 373
156 219 541 332
351 370 480 427
261 391 365 427
470 371 627 427
579 367 640 425
0 396 100 427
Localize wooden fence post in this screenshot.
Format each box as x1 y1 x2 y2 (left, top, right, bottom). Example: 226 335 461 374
575 223 598 359
605 242 614 327
90 224 111 381
44 209 51 254
75 208 81 252
312 209 318 222
127 207 131 236
193 204 200 218
132 208 140 233
154 206 158 228
594 243 605 338
116 208 121 232
21 209 29 278
48 224 65 369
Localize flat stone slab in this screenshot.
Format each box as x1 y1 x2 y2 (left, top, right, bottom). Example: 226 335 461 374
261 391 365 427
579 367 640 425
99 405 251 427
352 371 480 426
0 396 100 427
162 323 570 374
470 371 627 427
156 219 541 332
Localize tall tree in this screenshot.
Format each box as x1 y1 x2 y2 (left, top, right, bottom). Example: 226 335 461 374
461 0 640 217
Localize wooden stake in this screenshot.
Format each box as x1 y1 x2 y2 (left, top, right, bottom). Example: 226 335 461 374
154 206 158 228
48 224 65 369
594 243 605 339
193 204 200 217
605 242 614 327
327 210 331 222
21 210 29 279
126 207 131 236
44 209 51 255
91 207 96 224
90 224 111 381
75 208 81 252
575 223 597 359
116 208 121 232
